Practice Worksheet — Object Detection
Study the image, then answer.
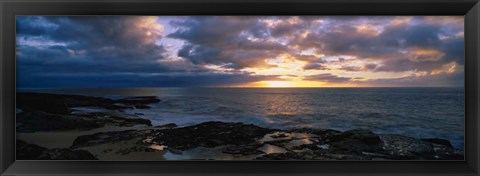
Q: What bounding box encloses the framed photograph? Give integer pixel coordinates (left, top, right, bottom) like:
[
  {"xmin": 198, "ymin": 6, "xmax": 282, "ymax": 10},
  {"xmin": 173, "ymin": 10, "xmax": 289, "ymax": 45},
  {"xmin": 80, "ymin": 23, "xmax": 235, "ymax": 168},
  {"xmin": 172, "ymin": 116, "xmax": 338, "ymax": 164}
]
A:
[{"xmin": 1, "ymin": 0, "xmax": 479, "ymax": 175}]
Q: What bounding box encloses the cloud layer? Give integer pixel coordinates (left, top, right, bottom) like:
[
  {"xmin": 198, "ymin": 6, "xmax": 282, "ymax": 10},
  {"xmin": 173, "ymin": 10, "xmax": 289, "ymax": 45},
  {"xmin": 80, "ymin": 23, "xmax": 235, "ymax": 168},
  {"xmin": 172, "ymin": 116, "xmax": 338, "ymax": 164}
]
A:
[{"xmin": 16, "ymin": 16, "xmax": 464, "ymax": 88}]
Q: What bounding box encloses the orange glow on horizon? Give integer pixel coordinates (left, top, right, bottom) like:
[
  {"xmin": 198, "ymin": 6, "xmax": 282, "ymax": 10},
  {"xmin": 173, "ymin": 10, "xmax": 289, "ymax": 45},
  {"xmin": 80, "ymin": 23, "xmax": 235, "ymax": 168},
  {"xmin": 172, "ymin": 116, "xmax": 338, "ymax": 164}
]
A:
[
  {"xmin": 228, "ymin": 80, "xmax": 368, "ymax": 88},
  {"xmin": 265, "ymin": 81, "xmax": 292, "ymax": 87}
]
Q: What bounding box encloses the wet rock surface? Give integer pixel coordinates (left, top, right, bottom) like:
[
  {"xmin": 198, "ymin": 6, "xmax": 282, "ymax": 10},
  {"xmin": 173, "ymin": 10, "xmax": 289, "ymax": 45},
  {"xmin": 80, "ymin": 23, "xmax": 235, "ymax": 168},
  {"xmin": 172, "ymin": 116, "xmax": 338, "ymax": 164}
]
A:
[
  {"xmin": 16, "ymin": 93, "xmax": 158, "ymax": 132},
  {"xmin": 152, "ymin": 121, "xmax": 274, "ymax": 150},
  {"xmin": 327, "ymin": 129, "xmax": 384, "ymax": 154},
  {"xmin": 69, "ymin": 121, "xmax": 464, "ymax": 160},
  {"xmin": 379, "ymin": 134, "xmax": 463, "ymax": 160},
  {"xmin": 17, "ymin": 140, "xmax": 98, "ymax": 160}
]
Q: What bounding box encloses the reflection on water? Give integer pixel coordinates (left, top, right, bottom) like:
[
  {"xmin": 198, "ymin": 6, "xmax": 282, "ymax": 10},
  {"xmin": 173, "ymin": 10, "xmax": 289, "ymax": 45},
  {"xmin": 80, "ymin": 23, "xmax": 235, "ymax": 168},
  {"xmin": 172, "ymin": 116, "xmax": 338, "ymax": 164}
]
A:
[
  {"xmin": 150, "ymin": 145, "xmax": 167, "ymax": 151},
  {"xmin": 259, "ymin": 132, "xmax": 316, "ymax": 143},
  {"xmin": 285, "ymin": 139, "xmax": 313, "ymax": 149},
  {"xmin": 257, "ymin": 144, "xmax": 288, "ymax": 154},
  {"xmin": 160, "ymin": 131, "xmax": 318, "ymax": 160}
]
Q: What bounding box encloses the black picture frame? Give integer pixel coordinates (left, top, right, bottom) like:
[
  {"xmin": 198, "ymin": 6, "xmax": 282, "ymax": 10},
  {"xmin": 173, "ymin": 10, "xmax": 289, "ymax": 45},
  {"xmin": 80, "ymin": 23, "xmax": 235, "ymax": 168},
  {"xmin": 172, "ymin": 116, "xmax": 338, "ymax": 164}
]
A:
[{"xmin": 1, "ymin": 0, "xmax": 479, "ymax": 175}]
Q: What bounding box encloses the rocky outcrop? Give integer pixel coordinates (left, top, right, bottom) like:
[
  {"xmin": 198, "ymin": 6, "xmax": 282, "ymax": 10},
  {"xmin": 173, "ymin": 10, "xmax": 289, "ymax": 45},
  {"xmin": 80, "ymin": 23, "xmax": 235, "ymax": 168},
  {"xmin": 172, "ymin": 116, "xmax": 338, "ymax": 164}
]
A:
[
  {"xmin": 17, "ymin": 93, "xmax": 161, "ymax": 113},
  {"xmin": 16, "ymin": 140, "xmax": 98, "ymax": 160},
  {"xmin": 327, "ymin": 129, "xmax": 384, "ymax": 154},
  {"xmin": 16, "ymin": 93, "xmax": 157, "ymax": 132},
  {"xmin": 152, "ymin": 121, "xmax": 274, "ymax": 150},
  {"xmin": 379, "ymin": 134, "xmax": 464, "ymax": 160},
  {"xmin": 17, "ymin": 93, "xmax": 121, "ymax": 114},
  {"xmin": 16, "ymin": 110, "xmax": 152, "ymax": 133},
  {"xmin": 71, "ymin": 122, "xmax": 273, "ymax": 151},
  {"xmin": 68, "ymin": 122, "xmax": 464, "ymax": 160}
]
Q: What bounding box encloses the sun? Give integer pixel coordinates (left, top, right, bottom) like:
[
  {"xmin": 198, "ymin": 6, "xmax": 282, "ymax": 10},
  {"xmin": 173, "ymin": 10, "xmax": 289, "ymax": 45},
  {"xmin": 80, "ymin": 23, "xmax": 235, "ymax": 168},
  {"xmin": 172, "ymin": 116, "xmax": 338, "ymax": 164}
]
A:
[{"xmin": 265, "ymin": 81, "xmax": 292, "ymax": 88}]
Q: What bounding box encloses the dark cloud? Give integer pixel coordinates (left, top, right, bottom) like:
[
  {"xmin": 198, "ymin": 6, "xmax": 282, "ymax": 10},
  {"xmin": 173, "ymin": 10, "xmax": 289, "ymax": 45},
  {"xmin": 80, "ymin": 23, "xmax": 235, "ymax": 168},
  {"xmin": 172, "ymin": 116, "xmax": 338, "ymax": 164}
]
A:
[
  {"xmin": 380, "ymin": 23, "xmax": 442, "ymax": 48},
  {"xmin": 17, "ymin": 16, "xmax": 204, "ymax": 88},
  {"xmin": 168, "ymin": 16, "xmax": 289, "ymax": 68},
  {"xmin": 363, "ymin": 64, "xmax": 377, "ymax": 70},
  {"xmin": 18, "ymin": 16, "xmax": 167, "ymax": 61},
  {"xmin": 359, "ymin": 71, "xmax": 464, "ymax": 87},
  {"xmin": 440, "ymin": 38, "xmax": 464, "ymax": 65},
  {"xmin": 303, "ymin": 63, "xmax": 327, "ymax": 70},
  {"xmin": 339, "ymin": 66, "xmax": 363, "ymax": 72},
  {"xmin": 304, "ymin": 73, "xmax": 352, "ymax": 83},
  {"xmin": 335, "ymin": 63, "xmax": 378, "ymax": 72},
  {"xmin": 17, "ymin": 72, "xmax": 280, "ymax": 88},
  {"xmin": 168, "ymin": 16, "xmax": 257, "ymax": 46}
]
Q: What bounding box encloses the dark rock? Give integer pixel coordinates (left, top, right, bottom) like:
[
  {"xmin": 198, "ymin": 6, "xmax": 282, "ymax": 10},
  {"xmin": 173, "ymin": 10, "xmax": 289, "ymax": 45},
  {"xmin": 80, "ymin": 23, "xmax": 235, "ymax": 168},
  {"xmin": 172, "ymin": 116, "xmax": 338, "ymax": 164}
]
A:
[
  {"xmin": 255, "ymin": 151, "xmax": 325, "ymax": 160},
  {"xmin": 144, "ymin": 147, "xmax": 156, "ymax": 152},
  {"xmin": 271, "ymin": 133, "xmax": 289, "ymax": 138},
  {"xmin": 16, "ymin": 111, "xmax": 103, "ymax": 133},
  {"xmin": 16, "ymin": 140, "xmax": 97, "ymax": 160},
  {"xmin": 17, "ymin": 93, "xmax": 73, "ymax": 114},
  {"xmin": 108, "ymin": 115, "xmax": 152, "ymax": 126},
  {"xmin": 17, "ymin": 93, "xmax": 160, "ymax": 112},
  {"xmin": 255, "ymin": 152, "xmax": 303, "ymax": 160},
  {"xmin": 155, "ymin": 123, "xmax": 178, "ymax": 129},
  {"xmin": 16, "ymin": 93, "xmax": 155, "ymax": 132},
  {"xmin": 153, "ymin": 121, "xmax": 274, "ymax": 150},
  {"xmin": 16, "ymin": 110, "xmax": 151, "ymax": 133},
  {"xmin": 328, "ymin": 129, "xmax": 383, "ymax": 154},
  {"xmin": 222, "ymin": 144, "xmax": 264, "ymax": 155},
  {"xmin": 255, "ymin": 150, "xmax": 374, "ymax": 160},
  {"xmin": 134, "ymin": 104, "xmax": 151, "ymax": 109},
  {"xmin": 330, "ymin": 129, "xmax": 382, "ymax": 144},
  {"xmin": 71, "ymin": 130, "xmax": 143, "ymax": 149},
  {"xmin": 144, "ymin": 129, "xmax": 153, "ymax": 135},
  {"xmin": 290, "ymin": 143, "xmax": 318, "ymax": 150},
  {"xmin": 17, "ymin": 93, "xmax": 117, "ymax": 112},
  {"xmin": 380, "ymin": 134, "xmax": 436, "ymax": 159},
  {"xmin": 34, "ymin": 120, "xmax": 463, "ymax": 161},
  {"xmin": 16, "ymin": 140, "xmax": 50, "ymax": 160},
  {"xmin": 322, "ymin": 153, "xmax": 371, "ymax": 160},
  {"xmin": 378, "ymin": 135, "xmax": 463, "ymax": 160},
  {"xmin": 116, "ymin": 145, "xmax": 149, "ymax": 155},
  {"xmin": 48, "ymin": 148, "xmax": 98, "ymax": 160},
  {"xmin": 421, "ymin": 138, "xmax": 454, "ymax": 148}
]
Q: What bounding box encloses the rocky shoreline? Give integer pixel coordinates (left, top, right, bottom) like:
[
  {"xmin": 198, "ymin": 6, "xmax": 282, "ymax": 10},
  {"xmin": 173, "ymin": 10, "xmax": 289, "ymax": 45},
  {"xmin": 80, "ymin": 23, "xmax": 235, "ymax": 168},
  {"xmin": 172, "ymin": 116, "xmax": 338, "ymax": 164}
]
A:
[
  {"xmin": 16, "ymin": 92, "xmax": 464, "ymax": 160},
  {"xmin": 17, "ymin": 92, "xmax": 159, "ymax": 132}
]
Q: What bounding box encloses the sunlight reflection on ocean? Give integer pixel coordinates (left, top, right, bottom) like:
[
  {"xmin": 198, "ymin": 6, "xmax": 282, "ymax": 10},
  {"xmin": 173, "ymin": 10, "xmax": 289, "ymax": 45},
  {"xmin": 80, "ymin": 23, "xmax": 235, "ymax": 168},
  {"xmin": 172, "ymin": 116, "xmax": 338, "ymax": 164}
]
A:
[{"xmin": 18, "ymin": 87, "xmax": 465, "ymax": 149}]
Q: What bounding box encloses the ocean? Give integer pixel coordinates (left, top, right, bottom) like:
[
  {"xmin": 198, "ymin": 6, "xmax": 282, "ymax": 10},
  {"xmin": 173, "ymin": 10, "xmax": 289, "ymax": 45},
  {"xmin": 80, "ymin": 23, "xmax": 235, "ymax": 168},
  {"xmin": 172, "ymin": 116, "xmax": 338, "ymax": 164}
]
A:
[{"xmin": 18, "ymin": 87, "xmax": 465, "ymax": 149}]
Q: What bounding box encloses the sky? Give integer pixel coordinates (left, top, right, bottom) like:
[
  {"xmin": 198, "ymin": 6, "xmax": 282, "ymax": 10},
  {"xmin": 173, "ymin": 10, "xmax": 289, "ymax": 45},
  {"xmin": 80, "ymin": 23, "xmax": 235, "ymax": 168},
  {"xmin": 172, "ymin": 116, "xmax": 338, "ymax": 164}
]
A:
[{"xmin": 16, "ymin": 16, "xmax": 464, "ymax": 88}]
